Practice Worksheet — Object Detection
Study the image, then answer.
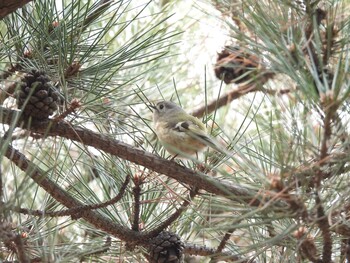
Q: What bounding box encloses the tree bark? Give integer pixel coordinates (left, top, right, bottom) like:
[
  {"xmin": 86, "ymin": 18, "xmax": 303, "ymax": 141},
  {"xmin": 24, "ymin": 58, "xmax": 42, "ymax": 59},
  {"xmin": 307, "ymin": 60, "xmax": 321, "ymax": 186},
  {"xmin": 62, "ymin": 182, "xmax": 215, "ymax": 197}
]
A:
[{"xmin": 0, "ymin": 0, "xmax": 33, "ymax": 19}]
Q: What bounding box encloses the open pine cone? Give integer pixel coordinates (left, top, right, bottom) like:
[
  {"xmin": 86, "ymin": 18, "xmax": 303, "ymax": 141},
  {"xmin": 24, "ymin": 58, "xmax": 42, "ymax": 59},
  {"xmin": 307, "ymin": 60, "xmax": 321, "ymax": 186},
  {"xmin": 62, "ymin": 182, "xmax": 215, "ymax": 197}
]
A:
[
  {"xmin": 17, "ymin": 69, "xmax": 60, "ymax": 120},
  {"xmin": 148, "ymin": 231, "xmax": 184, "ymax": 263},
  {"xmin": 214, "ymin": 46, "xmax": 262, "ymax": 84}
]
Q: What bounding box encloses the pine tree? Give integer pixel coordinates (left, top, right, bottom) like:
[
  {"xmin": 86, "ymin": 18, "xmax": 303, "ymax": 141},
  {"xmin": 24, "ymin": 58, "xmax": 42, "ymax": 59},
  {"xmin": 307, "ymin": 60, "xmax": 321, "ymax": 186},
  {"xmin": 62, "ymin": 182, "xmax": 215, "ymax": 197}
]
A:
[{"xmin": 0, "ymin": 0, "xmax": 350, "ymax": 262}]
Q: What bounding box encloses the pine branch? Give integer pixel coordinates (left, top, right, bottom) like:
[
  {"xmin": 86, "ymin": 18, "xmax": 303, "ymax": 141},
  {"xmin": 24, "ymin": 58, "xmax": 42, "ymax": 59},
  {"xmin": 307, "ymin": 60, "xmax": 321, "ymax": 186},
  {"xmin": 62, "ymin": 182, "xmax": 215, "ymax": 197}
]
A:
[
  {"xmin": 0, "ymin": 107, "xmax": 278, "ymax": 208},
  {"xmin": 13, "ymin": 174, "xmax": 130, "ymax": 218},
  {"xmin": 0, "ymin": 0, "xmax": 33, "ymax": 19},
  {"xmin": 131, "ymin": 175, "xmax": 142, "ymax": 231},
  {"xmin": 216, "ymin": 228, "xmax": 235, "ymax": 253},
  {"xmin": 191, "ymin": 76, "xmax": 288, "ymax": 118},
  {"xmin": 80, "ymin": 0, "xmax": 114, "ymax": 31},
  {"xmin": 0, "ymin": 82, "xmax": 17, "ymax": 104},
  {"xmin": 184, "ymin": 243, "xmax": 252, "ymax": 263},
  {"xmin": 315, "ymin": 193, "xmax": 333, "ymax": 263},
  {"xmin": 2, "ymin": 141, "xmax": 145, "ymax": 244},
  {"xmin": 12, "ymin": 234, "xmax": 30, "ymax": 263},
  {"xmin": 144, "ymin": 187, "xmax": 198, "ymax": 239},
  {"xmin": 340, "ymin": 239, "xmax": 350, "ymax": 262},
  {"xmin": 2, "ymin": 140, "xmax": 260, "ymax": 260}
]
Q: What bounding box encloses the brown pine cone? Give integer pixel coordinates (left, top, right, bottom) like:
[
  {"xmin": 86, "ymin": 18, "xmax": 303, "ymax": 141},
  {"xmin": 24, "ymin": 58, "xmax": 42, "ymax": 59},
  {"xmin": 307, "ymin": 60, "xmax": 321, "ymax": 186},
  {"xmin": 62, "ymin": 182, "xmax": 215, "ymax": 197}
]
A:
[
  {"xmin": 148, "ymin": 231, "xmax": 184, "ymax": 263},
  {"xmin": 214, "ymin": 46, "xmax": 262, "ymax": 84},
  {"xmin": 17, "ymin": 69, "xmax": 60, "ymax": 120}
]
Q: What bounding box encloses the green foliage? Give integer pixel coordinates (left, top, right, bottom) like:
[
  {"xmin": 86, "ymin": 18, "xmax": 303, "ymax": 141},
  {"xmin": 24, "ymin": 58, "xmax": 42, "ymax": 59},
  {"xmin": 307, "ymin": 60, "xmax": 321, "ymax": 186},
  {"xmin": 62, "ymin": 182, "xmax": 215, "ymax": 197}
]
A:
[{"xmin": 1, "ymin": 0, "xmax": 350, "ymax": 262}]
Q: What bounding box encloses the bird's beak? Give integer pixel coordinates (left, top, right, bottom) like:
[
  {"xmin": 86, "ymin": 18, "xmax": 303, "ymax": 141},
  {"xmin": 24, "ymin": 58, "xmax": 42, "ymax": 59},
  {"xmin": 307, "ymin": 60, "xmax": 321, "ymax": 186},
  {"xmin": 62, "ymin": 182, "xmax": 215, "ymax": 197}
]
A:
[{"xmin": 148, "ymin": 104, "xmax": 156, "ymax": 112}]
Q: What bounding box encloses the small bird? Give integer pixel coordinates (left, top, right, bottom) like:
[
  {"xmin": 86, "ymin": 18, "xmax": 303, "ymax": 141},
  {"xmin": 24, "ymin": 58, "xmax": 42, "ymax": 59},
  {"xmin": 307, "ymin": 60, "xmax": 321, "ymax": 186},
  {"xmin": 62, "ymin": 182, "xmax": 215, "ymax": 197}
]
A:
[{"xmin": 151, "ymin": 100, "xmax": 229, "ymax": 158}]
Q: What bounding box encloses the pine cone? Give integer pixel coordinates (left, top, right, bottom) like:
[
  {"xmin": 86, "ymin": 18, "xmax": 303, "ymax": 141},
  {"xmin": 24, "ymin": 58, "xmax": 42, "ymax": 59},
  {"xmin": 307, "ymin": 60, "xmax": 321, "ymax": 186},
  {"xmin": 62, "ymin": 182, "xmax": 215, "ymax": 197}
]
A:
[
  {"xmin": 148, "ymin": 231, "xmax": 184, "ymax": 263},
  {"xmin": 17, "ymin": 69, "xmax": 60, "ymax": 120},
  {"xmin": 214, "ymin": 46, "xmax": 261, "ymax": 84}
]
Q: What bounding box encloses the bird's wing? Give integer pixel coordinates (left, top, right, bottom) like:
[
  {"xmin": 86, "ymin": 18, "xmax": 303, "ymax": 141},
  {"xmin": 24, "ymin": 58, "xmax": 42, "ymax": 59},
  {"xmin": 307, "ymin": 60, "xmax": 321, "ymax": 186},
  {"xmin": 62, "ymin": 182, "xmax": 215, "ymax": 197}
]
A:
[
  {"xmin": 173, "ymin": 120, "xmax": 232, "ymax": 155},
  {"xmin": 173, "ymin": 120, "xmax": 217, "ymax": 146},
  {"xmin": 173, "ymin": 120, "xmax": 205, "ymax": 134}
]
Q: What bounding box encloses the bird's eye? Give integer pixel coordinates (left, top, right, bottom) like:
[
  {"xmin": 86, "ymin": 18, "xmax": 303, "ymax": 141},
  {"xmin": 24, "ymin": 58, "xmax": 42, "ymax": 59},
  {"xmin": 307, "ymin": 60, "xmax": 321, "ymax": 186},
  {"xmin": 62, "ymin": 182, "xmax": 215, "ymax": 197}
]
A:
[{"xmin": 159, "ymin": 104, "xmax": 164, "ymax": 110}]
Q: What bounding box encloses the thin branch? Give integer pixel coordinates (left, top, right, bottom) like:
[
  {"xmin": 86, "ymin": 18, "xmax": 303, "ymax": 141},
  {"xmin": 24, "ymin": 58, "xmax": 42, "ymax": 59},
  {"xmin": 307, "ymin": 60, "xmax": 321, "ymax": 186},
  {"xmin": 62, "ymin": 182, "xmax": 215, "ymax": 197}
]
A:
[
  {"xmin": 216, "ymin": 228, "xmax": 235, "ymax": 253},
  {"xmin": 13, "ymin": 234, "xmax": 30, "ymax": 263},
  {"xmin": 319, "ymin": 109, "xmax": 332, "ymax": 161},
  {"xmin": 0, "ymin": 163, "xmax": 3, "ymax": 206},
  {"xmin": 184, "ymin": 243, "xmax": 252, "ymax": 263},
  {"xmin": 294, "ymin": 226, "xmax": 320, "ymax": 262},
  {"xmin": 53, "ymin": 99, "xmax": 81, "ymax": 122},
  {"xmin": 144, "ymin": 187, "xmax": 198, "ymax": 239},
  {"xmin": 81, "ymin": 0, "xmax": 114, "ymax": 31},
  {"xmin": 131, "ymin": 175, "xmax": 142, "ymax": 231},
  {"xmin": 0, "ymin": 82, "xmax": 17, "ymax": 104},
  {"xmin": 191, "ymin": 79, "xmax": 289, "ymax": 118},
  {"xmin": 340, "ymin": 239, "xmax": 350, "ymax": 262},
  {"xmin": 14, "ymin": 175, "xmax": 130, "ymax": 219},
  {"xmin": 315, "ymin": 193, "xmax": 332, "ymax": 263}
]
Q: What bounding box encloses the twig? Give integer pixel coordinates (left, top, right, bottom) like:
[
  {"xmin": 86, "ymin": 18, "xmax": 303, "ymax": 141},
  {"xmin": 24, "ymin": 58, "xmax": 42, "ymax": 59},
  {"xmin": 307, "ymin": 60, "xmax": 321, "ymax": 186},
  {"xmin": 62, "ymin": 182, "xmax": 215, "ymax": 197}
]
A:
[
  {"xmin": 184, "ymin": 243, "xmax": 252, "ymax": 263},
  {"xmin": 14, "ymin": 175, "xmax": 130, "ymax": 219},
  {"xmin": 13, "ymin": 234, "xmax": 30, "ymax": 263},
  {"xmin": 315, "ymin": 192, "xmax": 332, "ymax": 263},
  {"xmin": 81, "ymin": 0, "xmax": 113, "ymax": 31},
  {"xmin": 317, "ymin": 96, "xmax": 339, "ymax": 186},
  {"xmin": 132, "ymin": 175, "xmax": 142, "ymax": 231},
  {"xmin": 191, "ymin": 79, "xmax": 288, "ymax": 118},
  {"xmin": 340, "ymin": 239, "xmax": 350, "ymax": 262},
  {"xmin": 216, "ymin": 228, "xmax": 235, "ymax": 253},
  {"xmin": 0, "ymin": 82, "xmax": 18, "ymax": 104},
  {"xmin": 53, "ymin": 99, "xmax": 81, "ymax": 122},
  {"xmin": 320, "ymin": 110, "xmax": 332, "ymax": 161},
  {"xmin": 0, "ymin": 164, "xmax": 3, "ymax": 206},
  {"xmin": 144, "ymin": 187, "xmax": 198, "ymax": 239},
  {"xmin": 293, "ymin": 226, "xmax": 320, "ymax": 262}
]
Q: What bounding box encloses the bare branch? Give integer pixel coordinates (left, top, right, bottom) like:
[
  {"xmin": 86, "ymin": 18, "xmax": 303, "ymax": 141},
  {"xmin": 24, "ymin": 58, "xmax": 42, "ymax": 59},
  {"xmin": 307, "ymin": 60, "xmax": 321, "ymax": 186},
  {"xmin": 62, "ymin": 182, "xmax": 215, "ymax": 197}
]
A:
[
  {"xmin": 0, "ymin": 0, "xmax": 33, "ymax": 19},
  {"xmin": 0, "ymin": 107, "xmax": 273, "ymax": 208},
  {"xmin": 184, "ymin": 243, "xmax": 252, "ymax": 263},
  {"xmin": 191, "ymin": 78, "xmax": 288, "ymax": 118},
  {"xmin": 14, "ymin": 175, "xmax": 130, "ymax": 218}
]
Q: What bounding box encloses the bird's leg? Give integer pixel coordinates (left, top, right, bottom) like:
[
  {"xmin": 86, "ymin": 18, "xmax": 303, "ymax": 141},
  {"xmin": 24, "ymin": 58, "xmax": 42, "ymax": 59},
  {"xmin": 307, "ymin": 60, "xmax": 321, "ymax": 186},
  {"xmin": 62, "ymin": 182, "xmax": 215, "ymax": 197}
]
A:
[{"xmin": 194, "ymin": 151, "xmax": 204, "ymax": 171}]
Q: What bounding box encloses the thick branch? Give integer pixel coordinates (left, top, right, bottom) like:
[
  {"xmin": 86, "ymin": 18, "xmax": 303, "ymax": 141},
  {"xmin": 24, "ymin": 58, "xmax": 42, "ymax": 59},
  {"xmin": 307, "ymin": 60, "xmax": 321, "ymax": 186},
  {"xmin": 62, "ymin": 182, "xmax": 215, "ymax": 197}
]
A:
[
  {"xmin": 0, "ymin": 107, "xmax": 268, "ymax": 207},
  {"xmin": 0, "ymin": 0, "xmax": 33, "ymax": 19}
]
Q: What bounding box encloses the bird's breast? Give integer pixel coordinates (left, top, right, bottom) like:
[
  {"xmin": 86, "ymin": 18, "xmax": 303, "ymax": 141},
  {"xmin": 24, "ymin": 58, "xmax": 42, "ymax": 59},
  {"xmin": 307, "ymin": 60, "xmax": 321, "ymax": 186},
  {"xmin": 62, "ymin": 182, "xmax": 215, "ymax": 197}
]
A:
[{"xmin": 155, "ymin": 122, "xmax": 206, "ymax": 155}]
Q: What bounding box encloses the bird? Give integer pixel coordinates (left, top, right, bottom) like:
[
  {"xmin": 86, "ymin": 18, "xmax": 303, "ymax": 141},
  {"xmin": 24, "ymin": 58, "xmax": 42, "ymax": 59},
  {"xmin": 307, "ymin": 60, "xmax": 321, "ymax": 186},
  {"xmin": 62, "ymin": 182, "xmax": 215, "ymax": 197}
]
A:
[{"xmin": 151, "ymin": 100, "xmax": 229, "ymax": 158}]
